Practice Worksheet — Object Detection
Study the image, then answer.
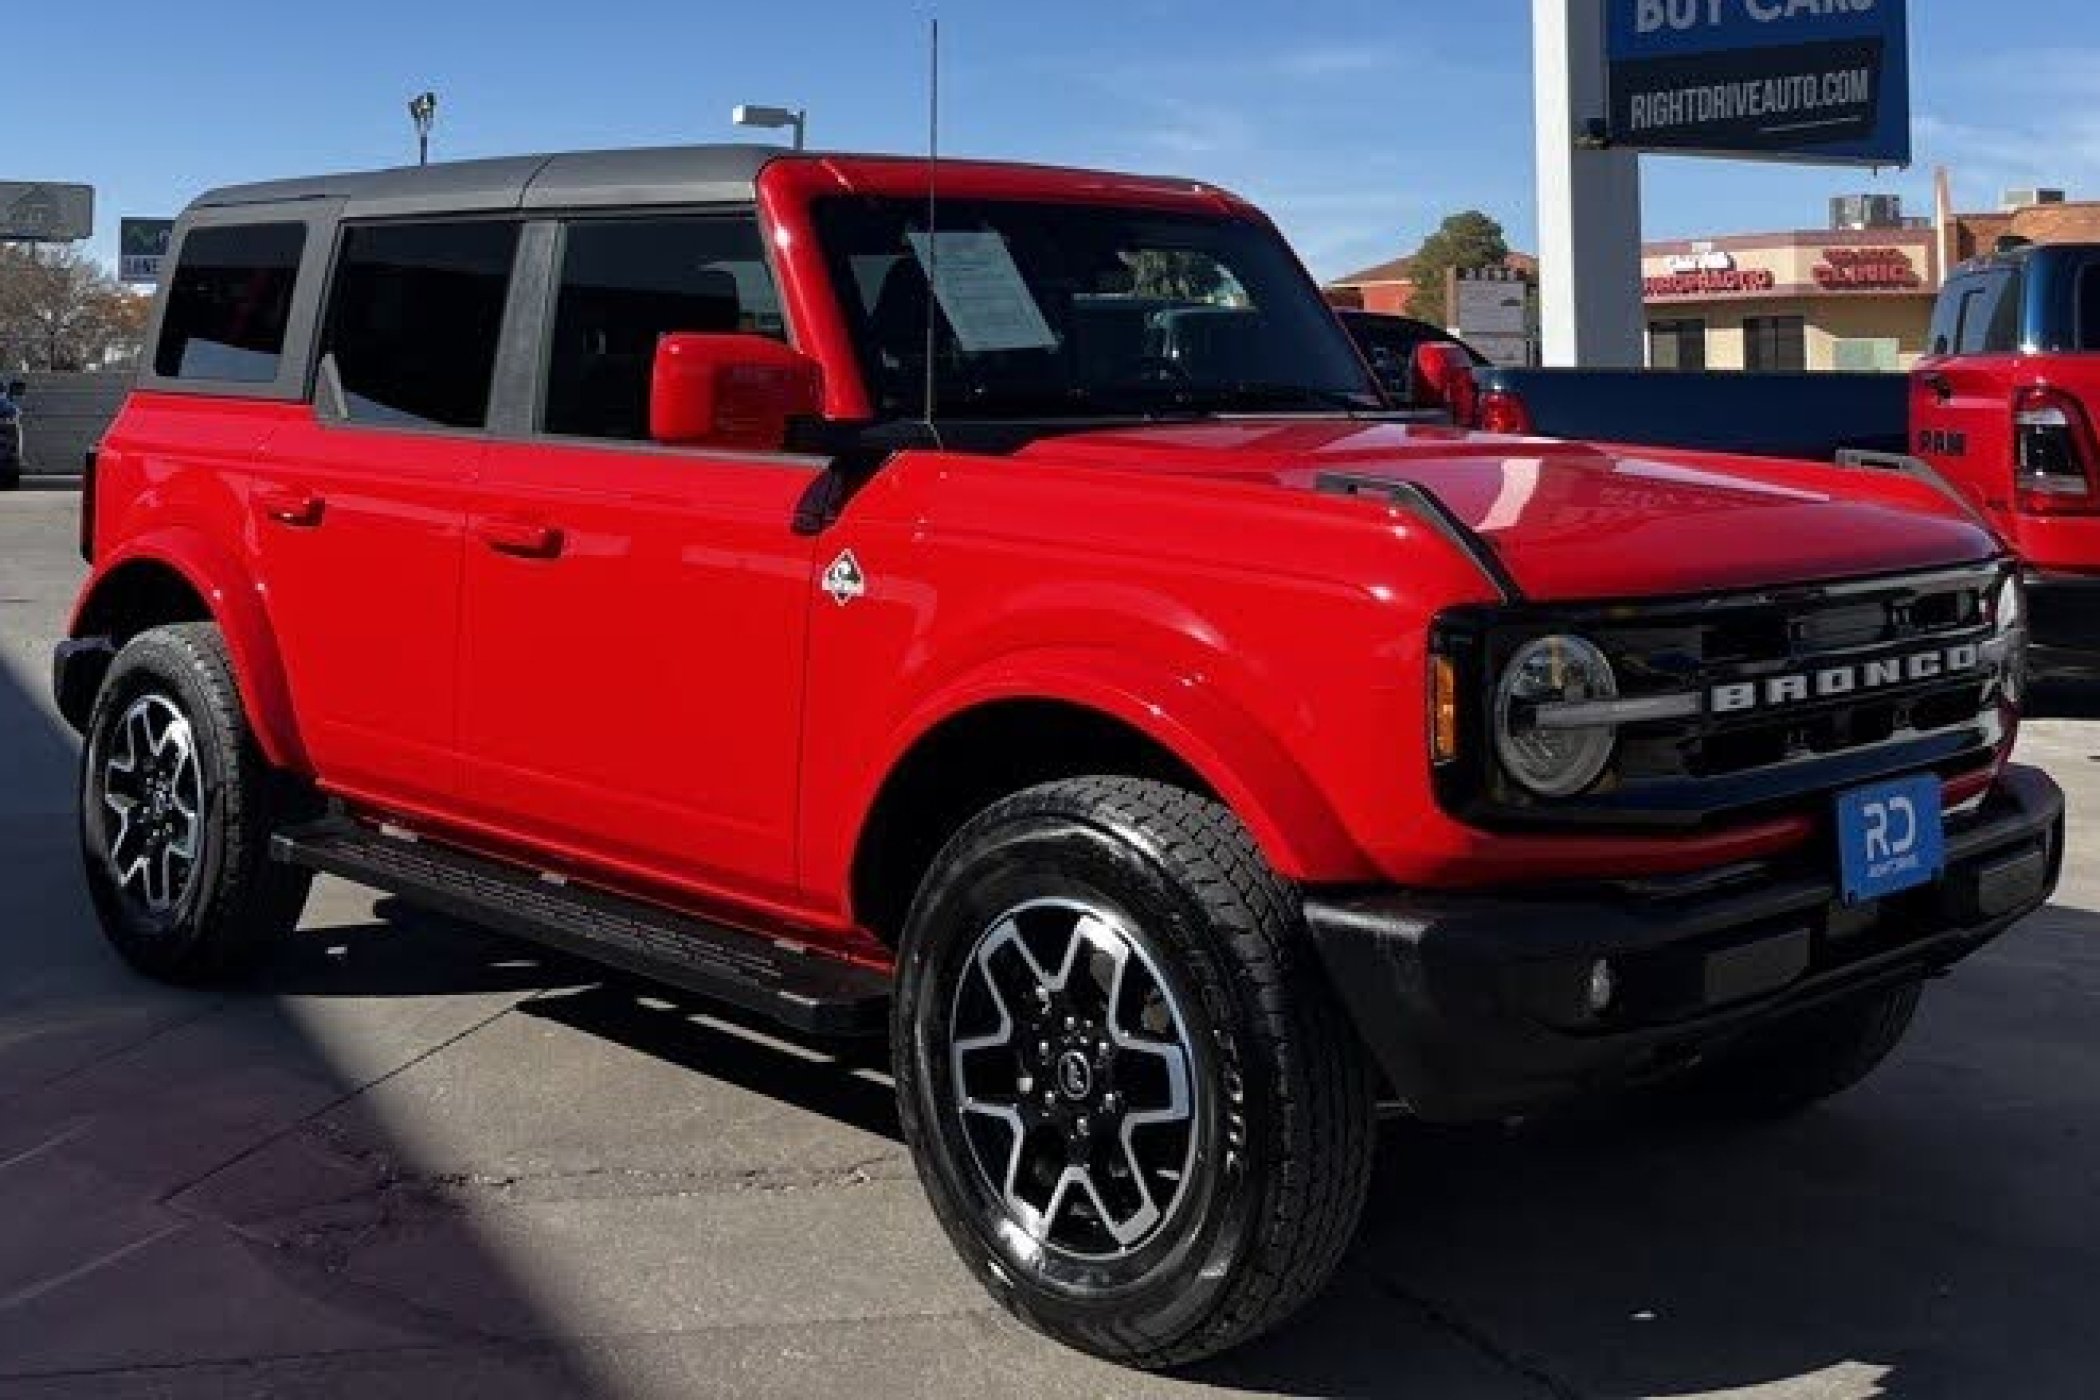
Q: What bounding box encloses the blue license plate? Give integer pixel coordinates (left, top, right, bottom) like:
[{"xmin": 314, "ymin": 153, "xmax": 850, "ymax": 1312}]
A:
[{"xmin": 1836, "ymin": 775, "xmax": 1945, "ymax": 906}]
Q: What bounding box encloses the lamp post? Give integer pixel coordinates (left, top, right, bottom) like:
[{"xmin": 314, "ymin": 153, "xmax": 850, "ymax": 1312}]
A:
[
  {"xmin": 408, "ymin": 91, "xmax": 439, "ymax": 166},
  {"xmin": 732, "ymin": 103, "xmax": 806, "ymax": 150}
]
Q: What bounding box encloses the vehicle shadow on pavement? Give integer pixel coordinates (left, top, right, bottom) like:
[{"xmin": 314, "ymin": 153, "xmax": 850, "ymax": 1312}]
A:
[
  {"xmin": 0, "ymin": 656, "xmax": 602, "ymax": 1395},
  {"xmin": 515, "ymin": 979, "xmax": 902, "ymax": 1142}
]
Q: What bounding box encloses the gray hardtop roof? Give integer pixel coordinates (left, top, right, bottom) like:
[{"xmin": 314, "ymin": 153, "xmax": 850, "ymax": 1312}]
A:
[
  {"xmin": 187, "ymin": 144, "xmax": 1229, "ymax": 224},
  {"xmin": 190, "ymin": 144, "xmax": 786, "ymax": 220}
]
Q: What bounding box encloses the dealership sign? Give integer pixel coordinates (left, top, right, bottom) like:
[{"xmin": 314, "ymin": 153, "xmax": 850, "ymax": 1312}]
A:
[
  {"xmin": 119, "ymin": 218, "xmax": 175, "ymax": 284},
  {"xmin": 1608, "ymin": 0, "xmax": 1911, "ymax": 166}
]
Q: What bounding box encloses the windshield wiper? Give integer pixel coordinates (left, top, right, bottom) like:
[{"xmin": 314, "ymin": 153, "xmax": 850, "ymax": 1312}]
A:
[{"xmin": 1175, "ymin": 382, "xmax": 1385, "ymax": 415}]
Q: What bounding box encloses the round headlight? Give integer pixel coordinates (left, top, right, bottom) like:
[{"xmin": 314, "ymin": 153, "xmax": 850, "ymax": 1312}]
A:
[{"xmin": 1495, "ymin": 635, "xmax": 1619, "ymax": 797}]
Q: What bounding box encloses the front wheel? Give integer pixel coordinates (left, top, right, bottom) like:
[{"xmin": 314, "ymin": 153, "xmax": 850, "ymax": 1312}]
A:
[
  {"xmin": 80, "ymin": 623, "xmax": 313, "ymax": 982},
  {"xmin": 893, "ymin": 777, "xmax": 1375, "ymax": 1368}
]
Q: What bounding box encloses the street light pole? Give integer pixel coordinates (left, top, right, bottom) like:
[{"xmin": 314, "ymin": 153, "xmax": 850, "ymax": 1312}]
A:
[
  {"xmin": 408, "ymin": 91, "xmax": 439, "ymax": 167},
  {"xmin": 732, "ymin": 103, "xmax": 807, "ymax": 150}
]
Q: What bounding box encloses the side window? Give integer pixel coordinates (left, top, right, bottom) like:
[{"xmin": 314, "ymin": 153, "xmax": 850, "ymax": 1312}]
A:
[
  {"xmin": 1957, "ymin": 271, "xmax": 2020, "ymax": 355},
  {"xmin": 543, "ymin": 215, "xmax": 785, "ymax": 441},
  {"xmin": 1927, "ymin": 278, "xmax": 1973, "ymax": 357},
  {"xmin": 2079, "ymin": 262, "xmax": 2100, "ymax": 351},
  {"xmin": 154, "ymin": 223, "xmax": 306, "ymax": 383},
  {"xmin": 321, "ymin": 221, "xmax": 519, "ymax": 430}
]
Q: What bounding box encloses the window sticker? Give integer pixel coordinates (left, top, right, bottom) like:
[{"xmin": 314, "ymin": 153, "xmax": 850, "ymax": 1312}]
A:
[{"xmin": 905, "ymin": 230, "xmax": 1058, "ymax": 354}]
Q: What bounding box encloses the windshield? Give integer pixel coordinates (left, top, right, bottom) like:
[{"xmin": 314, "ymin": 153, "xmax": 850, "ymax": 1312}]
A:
[{"xmin": 813, "ymin": 196, "xmax": 1380, "ymax": 421}]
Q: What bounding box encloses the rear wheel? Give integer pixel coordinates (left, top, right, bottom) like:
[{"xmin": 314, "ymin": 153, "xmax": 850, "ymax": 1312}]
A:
[
  {"xmin": 80, "ymin": 624, "xmax": 313, "ymax": 981},
  {"xmin": 1674, "ymin": 983, "xmax": 1922, "ymax": 1120},
  {"xmin": 893, "ymin": 777, "xmax": 1375, "ymax": 1367}
]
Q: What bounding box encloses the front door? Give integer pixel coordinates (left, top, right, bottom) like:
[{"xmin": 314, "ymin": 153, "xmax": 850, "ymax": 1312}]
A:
[{"xmin": 456, "ymin": 212, "xmax": 822, "ymax": 911}]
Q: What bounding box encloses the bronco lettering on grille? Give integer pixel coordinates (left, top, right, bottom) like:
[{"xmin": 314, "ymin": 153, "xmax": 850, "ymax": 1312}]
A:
[{"xmin": 1710, "ymin": 643, "xmax": 1984, "ymax": 717}]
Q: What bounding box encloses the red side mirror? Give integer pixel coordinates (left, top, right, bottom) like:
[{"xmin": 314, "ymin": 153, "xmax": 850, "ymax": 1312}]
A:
[
  {"xmin": 1410, "ymin": 342, "xmax": 1479, "ymax": 426},
  {"xmin": 651, "ymin": 333, "xmax": 824, "ymax": 452}
]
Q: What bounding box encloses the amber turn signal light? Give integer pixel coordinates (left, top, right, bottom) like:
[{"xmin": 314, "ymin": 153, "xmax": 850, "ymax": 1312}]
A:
[{"xmin": 1431, "ymin": 654, "xmax": 1461, "ymax": 765}]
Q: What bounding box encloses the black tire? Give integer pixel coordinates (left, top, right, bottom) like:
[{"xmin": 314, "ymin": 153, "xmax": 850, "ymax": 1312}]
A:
[
  {"xmin": 893, "ymin": 777, "xmax": 1375, "ymax": 1368},
  {"xmin": 1674, "ymin": 983, "xmax": 1923, "ymax": 1120},
  {"xmin": 80, "ymin": 623, "xmax": 313, "ymax": 982}
]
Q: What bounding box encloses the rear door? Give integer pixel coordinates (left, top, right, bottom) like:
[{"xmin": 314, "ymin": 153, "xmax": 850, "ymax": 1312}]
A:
[
  {"xmin": 456, "ymin": 210, "xmax": 824, "ymax": 912},
  {"xmin": 255, "ymin": 219, "xmax": 520, "ymax": 811},
  {"xmin": 1913, "ymin": 266, "xmax": 2023, "ymax": 526}
]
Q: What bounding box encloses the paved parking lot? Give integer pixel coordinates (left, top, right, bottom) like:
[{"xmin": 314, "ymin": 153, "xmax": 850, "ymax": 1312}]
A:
[{"xmin": 2, "ymin": 487, "xmax": 2097, "ymax": 1399}]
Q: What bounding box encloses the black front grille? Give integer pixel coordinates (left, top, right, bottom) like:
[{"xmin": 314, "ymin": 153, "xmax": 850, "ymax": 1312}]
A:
[{"xmin": 1434, "ymin": 562, "xmax": 2015, "ymax": 832}]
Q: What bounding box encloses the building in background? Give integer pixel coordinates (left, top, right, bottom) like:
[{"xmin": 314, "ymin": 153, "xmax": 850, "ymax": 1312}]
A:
[
  {"xmin": 1640, "ymin": 203, "xmax": 1938, "ymax": 373},
  {"xmin": 1643, "ymin": 184, "xmax": 2100, "ymax": 372},
  {"xmin": 1326, "ymin": 178, "xmax": 2100, "ymax": 374}
]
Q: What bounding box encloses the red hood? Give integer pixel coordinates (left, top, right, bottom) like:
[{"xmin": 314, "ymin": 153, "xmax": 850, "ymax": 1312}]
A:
[{"xmin": 1013, "ymin": 420, "xmax": 1999, "ymax": 600}]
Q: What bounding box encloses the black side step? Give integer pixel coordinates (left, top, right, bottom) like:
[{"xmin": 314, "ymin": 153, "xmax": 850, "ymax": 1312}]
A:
[{"xmin": 270, "ymin": 820, "xmax": 889, "ymax": 1037}]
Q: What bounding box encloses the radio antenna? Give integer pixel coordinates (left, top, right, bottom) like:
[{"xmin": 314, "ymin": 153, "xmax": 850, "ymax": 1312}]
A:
[{"xmin": 921, "ymin": 14, "xmax": 943, "ymax": 446}]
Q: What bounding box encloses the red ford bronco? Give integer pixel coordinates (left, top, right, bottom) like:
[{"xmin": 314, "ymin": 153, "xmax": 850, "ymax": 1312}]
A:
[{"xmin": 55, "ymin": 146, "xmax": 2063, "ymax": 1366}]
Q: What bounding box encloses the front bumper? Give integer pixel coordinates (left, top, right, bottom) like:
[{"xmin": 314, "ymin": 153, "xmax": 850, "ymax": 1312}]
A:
[
  {"xmin": 1306, "ymin": 764, "xmax": 2065, "ymax": 1122},
  {"xmin": 2025, "ymin": 569, "xmax": 2100, "ymax": 677}
]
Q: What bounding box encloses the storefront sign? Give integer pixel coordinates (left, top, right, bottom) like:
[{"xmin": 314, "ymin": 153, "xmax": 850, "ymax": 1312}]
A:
[
  {"xmin": 1666, "ymin": 248, "xmax": 1737, "ymax": 274},
  {"xmin": 1813, "ymin": 245, "xmax": 1921, "ymax": 289},
  {"xmin": 1608, "ymin": 0, "xmax": 1911, "ymax": 167},
  {"xmin": 1644, "ymin": 267, "xmax": 1777, "ymax": 297}
]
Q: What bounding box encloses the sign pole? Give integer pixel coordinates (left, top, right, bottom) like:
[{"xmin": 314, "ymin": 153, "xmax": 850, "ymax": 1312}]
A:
[{"xmin": 1534, "ymin": 0, "xmax": 1644, "ymax": 368}]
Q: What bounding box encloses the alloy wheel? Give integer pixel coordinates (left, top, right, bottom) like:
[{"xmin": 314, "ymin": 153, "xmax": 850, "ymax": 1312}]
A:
[
  {"xmin": 99, "ymin": 693, "xmax": 206, "ymax": 915},
  {"xmin": 947, "ymin": 897, "xmax": 1200, "ymax": 1261}
]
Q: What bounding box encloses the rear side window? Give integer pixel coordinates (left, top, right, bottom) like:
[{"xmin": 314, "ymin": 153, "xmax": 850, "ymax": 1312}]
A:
[
  {"xmin": 154, "ymin": 223, "xmax": 306, "ymax": 382},
  {"xmin": 542, "ymin": 215, "xmax": 784, "ymax": 441},
  {"xmin": 2077, "ymin": 263, "xmax": 2100, "ymax": 350},
  {"xmin": 1933, "ymin": 270, "xmax": 2023, "ymax": 356},
  {"xmin": 321, "ymin": 221, "xmax": 520, "ymax": 430}
]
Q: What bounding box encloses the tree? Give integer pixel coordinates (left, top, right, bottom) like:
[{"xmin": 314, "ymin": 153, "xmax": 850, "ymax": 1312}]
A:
[
  {"xmin": 1126, "ymin": 249, "xmax": 1230, "ymax": 303},
  {"xmin": 1404, "ymin": 210, "xmax": 1510, "ymax": 328},
  {"xmin": 0, "ymin": 245, "xmax": 150, "ymax": 371}
]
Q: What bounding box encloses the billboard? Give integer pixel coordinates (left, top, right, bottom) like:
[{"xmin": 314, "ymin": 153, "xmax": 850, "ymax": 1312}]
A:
[
  {"xmin": 1452, "ymin": 268, "xmax": 1538, "ymax": 368},
  {"xmin": 1607, "ymin": 0, "xmax": 1910, "ymax": 166},
  {"xmin": 0, "ymin": 182, "xmax": 94, "ymax": 241},
  {"xmin": 119, "ymin": 218, "xmax": 176, "ymax": 283}
]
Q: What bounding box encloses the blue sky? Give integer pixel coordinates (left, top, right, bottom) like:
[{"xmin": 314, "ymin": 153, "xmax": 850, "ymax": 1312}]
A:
[{"xmin": 16, "ymin": 1, "xmax": 2094, "ymax": 281}]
